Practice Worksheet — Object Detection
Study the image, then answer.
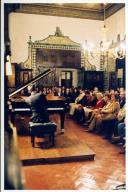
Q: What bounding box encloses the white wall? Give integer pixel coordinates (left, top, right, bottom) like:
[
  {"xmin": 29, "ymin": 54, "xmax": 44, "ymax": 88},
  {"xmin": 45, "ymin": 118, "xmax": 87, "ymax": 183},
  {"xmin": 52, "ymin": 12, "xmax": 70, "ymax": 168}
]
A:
[
  {"xmin": 106, "ymin": 7, "xmax": 125, "ymax": 43},
  {"xmin": 9, "ymin": 12, "xmax": 103, "ymax": 64},
  {"xmin": 9, "ymin": 7, "xmax": 125, "ymax": 69}
]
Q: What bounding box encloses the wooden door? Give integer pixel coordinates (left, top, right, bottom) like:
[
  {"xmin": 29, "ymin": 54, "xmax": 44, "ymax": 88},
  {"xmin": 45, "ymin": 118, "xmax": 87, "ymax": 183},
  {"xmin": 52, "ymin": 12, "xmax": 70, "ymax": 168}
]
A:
[{"xmin": 61, "ymin": 71, "xmax": 72, "ymax": 87}]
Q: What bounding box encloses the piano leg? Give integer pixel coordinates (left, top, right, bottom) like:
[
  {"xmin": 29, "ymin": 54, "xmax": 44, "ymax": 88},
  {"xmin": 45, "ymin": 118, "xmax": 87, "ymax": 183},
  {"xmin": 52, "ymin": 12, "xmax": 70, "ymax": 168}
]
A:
[
  {"xmin": 47, "ymin": 109, "xmax": 65, "ymax": 133},
  {"xmin": 31, "ymin": 136, "xmax": 35, "ymax": 147},
  {"xmin": 10, "ymin": 113, "xmax": 15, "ymax": 124},
  {"xmin": 49, "ymin": 132, "xmax": 55, "ymax": 146},
  {"xmin": 60, "ymin": 111, "xmax": 65, "ymax": 133}
]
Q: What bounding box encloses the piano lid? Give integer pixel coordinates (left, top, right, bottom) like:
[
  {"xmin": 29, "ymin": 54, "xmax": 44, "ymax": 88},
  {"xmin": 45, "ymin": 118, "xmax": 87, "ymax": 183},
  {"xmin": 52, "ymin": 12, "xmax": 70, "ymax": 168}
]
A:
[{"xmin": 9, "ymin": 68, "xmax": 55, "ymax": 98}]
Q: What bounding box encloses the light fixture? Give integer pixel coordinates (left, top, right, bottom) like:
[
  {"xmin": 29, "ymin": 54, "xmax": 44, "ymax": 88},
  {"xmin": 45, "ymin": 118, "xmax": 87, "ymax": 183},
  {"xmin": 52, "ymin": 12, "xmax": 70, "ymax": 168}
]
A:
[
  {"xmin": 109, "ymin": 34, "xmax": 126, "ymax": 60},
  {"xmin": 6, "ymin": 55, "xmax": 12, "ymax": 76},
  {"xmin": 82, "ymin": 40, "xmax": 94, "ymax": 55},
  {"xmin": 100, "ymin": 3, "xmax": 111, "ymax": 51},
  {"xmin": 115, "ymin": 41, "xmax": 126, "ymax": 59}
]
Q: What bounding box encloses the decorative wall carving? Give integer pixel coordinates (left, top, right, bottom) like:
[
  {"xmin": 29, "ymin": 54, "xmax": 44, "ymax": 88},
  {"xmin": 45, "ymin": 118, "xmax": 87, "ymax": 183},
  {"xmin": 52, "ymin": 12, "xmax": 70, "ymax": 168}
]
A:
[
  {"xmin": 37, "ymin": 69, "xmax": 57, "ymax": 87},
  {"xmin": 23, "ymin": 28, "xmax": 81, "ymax": 76},
  {"xmin": 22, "ymin": 27, "xmax": 82, "ymax": 87}
]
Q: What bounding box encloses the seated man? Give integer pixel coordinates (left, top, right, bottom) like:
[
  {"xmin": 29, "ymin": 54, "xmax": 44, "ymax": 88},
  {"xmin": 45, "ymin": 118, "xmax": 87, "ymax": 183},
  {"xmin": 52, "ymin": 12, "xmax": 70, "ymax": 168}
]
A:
[
  {"xmin": 101, "ymin": 103, "xmax": 125, "ymax": 139},
  {"xmin": 69, "ymin": 88, "xmax": 87, "ymax": 116},
  {"xmin": 112, "ymin": 121, "xmax": 125, "ymax": 143},
  {"xmin": 70, "ymin": 87, "xmax": 79, "ymax": 103},
  {"xmin": 73, "ymin": 90, "xmax": 92, "ymax": 122},
  {"xmin": 64, "ymin": 88, "xmax": 72, "ymax": 111},
  {"xmin": 119, "ymin": 91, "xmax": 125, "ymax": 108},
  {"xmin": 112, "ymin": 104, "xmax": 126, "ymax": 136},
  {"xmin": 111, "ymin": 119, "xmax": 125, "ymax": 154},
  {"xmin": 25, "ymin": 84, "xmax": 49, "ymax": 123},
  {"xmin": 25, "ymin": 84, "xmax": 57, "ymax": 147}
]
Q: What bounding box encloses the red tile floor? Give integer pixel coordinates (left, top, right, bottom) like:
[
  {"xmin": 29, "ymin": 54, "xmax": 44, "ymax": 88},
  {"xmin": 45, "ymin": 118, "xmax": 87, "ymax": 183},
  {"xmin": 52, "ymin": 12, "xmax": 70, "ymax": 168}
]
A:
[{"xmin": 21, "ymin": 115, "xmax": 125, "ymax": 190}]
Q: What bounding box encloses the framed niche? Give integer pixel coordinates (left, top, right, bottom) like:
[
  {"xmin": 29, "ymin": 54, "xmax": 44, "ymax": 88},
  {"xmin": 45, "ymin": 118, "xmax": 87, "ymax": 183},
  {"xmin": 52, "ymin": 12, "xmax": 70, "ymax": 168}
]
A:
[{"xmin": 19, "ymin": 68, "xmax": 32, "ymax": 85}]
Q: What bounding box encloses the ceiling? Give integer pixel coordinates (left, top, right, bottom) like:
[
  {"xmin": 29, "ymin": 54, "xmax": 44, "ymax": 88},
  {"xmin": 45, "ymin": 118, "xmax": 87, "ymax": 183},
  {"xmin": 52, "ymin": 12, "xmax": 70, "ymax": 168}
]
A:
[
  {"xmin": 39, "ymin": 3, "xmax": 111, "ymax": 11},
  {"xmin": 12, "ymin": 3, "xmax": 125, "ymax": 20}
]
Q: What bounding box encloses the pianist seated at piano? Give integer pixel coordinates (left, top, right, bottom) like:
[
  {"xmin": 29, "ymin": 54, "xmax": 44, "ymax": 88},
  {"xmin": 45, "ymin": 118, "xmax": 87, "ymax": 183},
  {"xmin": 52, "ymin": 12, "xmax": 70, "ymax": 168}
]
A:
[{"xmin": 25, "ymin": 84, "xmax": 50, "ymax": 123}]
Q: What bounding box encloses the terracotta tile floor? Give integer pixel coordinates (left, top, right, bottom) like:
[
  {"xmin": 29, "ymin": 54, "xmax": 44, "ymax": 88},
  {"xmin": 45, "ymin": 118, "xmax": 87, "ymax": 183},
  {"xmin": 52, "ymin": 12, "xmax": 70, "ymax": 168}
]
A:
[{"xmin": 21, "ymin": 115, "xmax": 125, "ymax": 190}]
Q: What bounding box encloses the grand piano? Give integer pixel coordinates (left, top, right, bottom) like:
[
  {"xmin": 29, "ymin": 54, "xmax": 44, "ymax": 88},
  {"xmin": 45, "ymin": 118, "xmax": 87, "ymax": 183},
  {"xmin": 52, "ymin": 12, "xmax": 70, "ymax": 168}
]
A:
[{"xmin": 9, "ymin": 69, "xmax": 66, "ymax": 132}]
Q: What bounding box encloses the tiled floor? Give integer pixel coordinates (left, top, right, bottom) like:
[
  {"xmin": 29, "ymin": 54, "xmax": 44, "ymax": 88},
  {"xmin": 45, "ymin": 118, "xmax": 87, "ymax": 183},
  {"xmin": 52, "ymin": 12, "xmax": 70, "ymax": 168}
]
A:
[{"xmin": 21, "ymin": 115, "xmax": 125, "ymax": 190}]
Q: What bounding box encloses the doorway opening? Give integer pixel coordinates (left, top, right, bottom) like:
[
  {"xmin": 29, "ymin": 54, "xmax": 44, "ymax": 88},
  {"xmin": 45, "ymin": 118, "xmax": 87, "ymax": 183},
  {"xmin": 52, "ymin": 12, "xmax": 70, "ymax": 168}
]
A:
[{"xmin": 61, "ymin": 71, "xmax": 72, "ymax": 87}]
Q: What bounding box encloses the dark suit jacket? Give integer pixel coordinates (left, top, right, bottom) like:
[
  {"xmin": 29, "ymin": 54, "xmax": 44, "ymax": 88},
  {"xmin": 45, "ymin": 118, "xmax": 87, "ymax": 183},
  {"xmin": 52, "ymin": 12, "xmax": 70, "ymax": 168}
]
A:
[
  {"xmin": 77, "ymin": 95, "xmax": 88, "ymax": 106},
  {"xmin": 26, "ymin": 93, "xmax": 49, "ymax": 123},
  {"xmin": 119, "ymin": 98, "xmax": 125, "ymax": 108}
]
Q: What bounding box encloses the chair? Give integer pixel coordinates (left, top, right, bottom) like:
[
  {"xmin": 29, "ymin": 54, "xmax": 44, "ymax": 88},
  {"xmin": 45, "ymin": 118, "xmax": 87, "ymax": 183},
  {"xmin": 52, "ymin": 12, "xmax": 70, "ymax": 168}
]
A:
[
  {"xmin": 29, "ymin": 121, "xmax": 57, "ymax": 147},
  {"xmin": 102, "ymin": 119, "xmax": 117, "ymax": 139}
]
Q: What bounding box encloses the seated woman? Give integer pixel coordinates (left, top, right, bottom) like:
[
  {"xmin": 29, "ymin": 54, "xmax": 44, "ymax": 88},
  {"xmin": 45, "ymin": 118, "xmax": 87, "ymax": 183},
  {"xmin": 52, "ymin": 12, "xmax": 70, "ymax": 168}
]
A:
[
  {"xmin": 84, "ymin": 92, "xmax": 106, "ymax": 123},
  {"xmin": 94, "ymin": 93, "xmax": 106, "ymax": 109},
  {"xmin": 82, "ymin": 93, "xmax": 98, "ymax": 121},
  {"xmin": 77, "ymin": 92, "xmax": 105, "ymax": 124},
  {"xmin": 87, "ymin": 93, "xmax": 120, "ymax": 133}
]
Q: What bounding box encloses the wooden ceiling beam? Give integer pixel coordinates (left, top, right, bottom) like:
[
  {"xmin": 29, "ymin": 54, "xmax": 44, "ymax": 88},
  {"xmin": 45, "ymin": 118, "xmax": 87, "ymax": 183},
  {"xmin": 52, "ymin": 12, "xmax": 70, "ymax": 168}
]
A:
[{"xmin": 9, "ymin": 3, "xmax": 125, "ymax": 20}]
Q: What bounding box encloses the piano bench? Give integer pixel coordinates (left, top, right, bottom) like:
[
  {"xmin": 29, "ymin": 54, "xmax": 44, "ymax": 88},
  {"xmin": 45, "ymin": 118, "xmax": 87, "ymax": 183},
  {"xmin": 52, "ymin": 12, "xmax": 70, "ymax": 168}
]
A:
[{"xmin": 29, "ymin": 122, "xmax": 57, "ymax": 148}]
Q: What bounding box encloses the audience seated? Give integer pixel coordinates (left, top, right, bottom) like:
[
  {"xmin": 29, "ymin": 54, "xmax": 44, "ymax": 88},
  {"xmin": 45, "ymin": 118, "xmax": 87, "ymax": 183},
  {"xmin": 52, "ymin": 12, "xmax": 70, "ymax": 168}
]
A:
[
  {"xmin": 92, "ymin": 86, "xmax": 99, "ymax": 95},
  {"xmin": 73, "ymin": 90, "xmax": 91, "ymax": 122},
  {"xmin": 87, "ymin": 93, "xmax": 120, "ymax": 134},
  {"xmin": 64, "ymin": 88, "xmax": 72, "ymax": 109},
  {"xmin": 70, "ymin": 87, "xmax": 79, "ymax": 103},
  {"xmin": 94, "ymin": 92, "xmax": 106, "ymax": 109},
  {"xmin": 61, "ymin": 86, "xmax": 66, "ymax": 97},
  {"xmin": 69, "ymin": 88, "xmax": 86, "ymax": 116},
  {"xmin": 112, "ymin": 121, "xmax": 125, "ymax": 143},
  {"xmin": 82, "ymin": 92, "xmax": 103, "ymax": 122},
  {"xmin": 34, "ymin": 84, "xmax": 125, "ymax": 153},
  {"xmin": 101, "ymin": 93, "xmax": 125, "ymax": 140},
  {"xmin": 112, "ymin": 104, "xmax": 126, "ymax": 136},
  {"xmin": 119, "ymin": 91, "xmax": 125, "ymax": 108},
  {"xmin": 82, "ymin": 92, "xmax": 106, "ymax": 124}
]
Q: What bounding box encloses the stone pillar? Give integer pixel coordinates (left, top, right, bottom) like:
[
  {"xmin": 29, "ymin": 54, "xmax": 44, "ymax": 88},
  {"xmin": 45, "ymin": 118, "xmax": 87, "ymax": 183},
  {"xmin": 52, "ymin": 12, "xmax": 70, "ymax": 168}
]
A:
[
  {"xmin": 81, "ymin": 50, "xmax": 85, "ymax": 69},
  {"xmin": 23, "ymin": 36, "xmax": 32, "ymax": 69},
  {"xmin": 104, "ymin": 71, "xmax": 109, "ymax": 90},
  {"xmin": 100, "ymin": 51, "xmax": 104, "ymax": 71},
  {"xmin": 100, "ymin": 51, "xmax": 109, "ymax": 91},
  {"xmin": 31, "ymin": 48, "xmax": 38, "ymax": 77}
]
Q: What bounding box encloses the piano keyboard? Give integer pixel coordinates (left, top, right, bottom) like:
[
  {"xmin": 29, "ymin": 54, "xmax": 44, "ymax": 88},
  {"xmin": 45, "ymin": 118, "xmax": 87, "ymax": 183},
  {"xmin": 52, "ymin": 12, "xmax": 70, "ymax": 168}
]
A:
[
  {"xmin": 47, "ymin": 108, "xmax": 64, "ymax": 111},
  {"xmin": 13, "ymin": 108, "xmax": 31, "ymax": 112}
]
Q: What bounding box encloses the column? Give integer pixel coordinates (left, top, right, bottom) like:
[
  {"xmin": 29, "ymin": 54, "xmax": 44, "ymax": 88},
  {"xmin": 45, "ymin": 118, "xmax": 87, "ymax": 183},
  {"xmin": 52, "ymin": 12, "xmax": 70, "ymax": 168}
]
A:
[
  {"xmin": 31, "ymin": 48, "xmax": 37, "ymax": 77},
  {"xmin": 81, "ymin": 50, "xmax": 85, "ymax": 69}
]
